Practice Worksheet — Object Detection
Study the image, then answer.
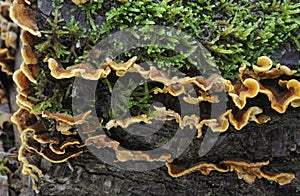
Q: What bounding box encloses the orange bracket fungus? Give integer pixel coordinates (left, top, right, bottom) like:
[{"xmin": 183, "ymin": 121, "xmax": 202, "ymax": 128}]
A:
[
  {"xmin": 10, "ymin": 0, "xmax": 41, "ymax": 37},
  {"xmin": 9, "ymin": 0, "xmax": 300, "ymax": 192},
  {"xmin": 260, "ymin": 79, "xmax": 300, "ymax": 113},
  {"xmin": 85, "ymin": 134, "xmax": 172, "ymax": 163},
  {"xmin": 167, "ymin": 160, "xmax": 295, "ymax": 185},
  {"xmin": 0, "ymin": 48, "xmax": 14, "ymax": 75}
]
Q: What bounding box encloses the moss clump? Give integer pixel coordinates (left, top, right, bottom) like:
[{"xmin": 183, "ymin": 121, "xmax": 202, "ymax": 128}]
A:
[
  {"xmin": 75, "ymin": 0, "xmax": 300, "ymax": 79},
  {"xmin": 37, "ymin": 0, "xmax": 300, "ymax": 78},
  {"xmin": 28, "ymin": 70, "xmax": 74, "ymax": 114},
  {"xmin": 34, "ymin": 0, "xmax": 299, "ymax": 115}
]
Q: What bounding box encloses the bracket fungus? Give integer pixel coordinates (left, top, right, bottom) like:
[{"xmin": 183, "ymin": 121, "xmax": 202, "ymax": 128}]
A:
[
  {"xmin": 8, "ymin": 0, "xmax": 300, "ymax": 192},
  {"xmin": 10, "ymin": 0, "xmax": 41, "ymax": 37},
  {"xmin": 0, "ymin": 48, "xmax": 14, "ymax": 75},
  {"xmin": 20, "ymin": 30, "xmax": 38, "ymax": 65},
  {"xmin": 85, "ymin": 134, "xmax": 172, "ymax": 163},
  {"xmin": 48, "ymin": 58, "xmax": 111, "ymax": 80},
  {"xmin": 260, "ymin": 79, "xmax": 300, "ymax": 113},
  {"xmin": 42, "ymin": 110, "xmax": 91, "ymax": 126},
  {"xmin": 253, "ymin": 56, "xmax": 273, "ymax": 73},
  {"xmin": 167, "ymin": 160, "xmax": 295, "ymax": 185},
  {"xmin": 227, "ymin": 78, "xmax": 260, "ymax": 109},
  {"xmin": 0, "ymin": 0, "xmax": 19, "ymax": 49}
]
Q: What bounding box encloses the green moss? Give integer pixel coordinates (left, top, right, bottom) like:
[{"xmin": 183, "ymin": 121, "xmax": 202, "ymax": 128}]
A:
[
  {"xmin": 34, "ymin": 0, "xmax": 299, "ymax": 116},
  {"xmin": 79, "ymin": 0, "xmax": 299, "ymax": 79},
  {"xmin": 38, "ymin": 0, "xmax": 299, "ymax": 77},
  {"xmin": 29, "ymin": 70, "xmax": 74, "ymax": 114},
  {"xmin": 0, "ymin": 162, "xmax": 11, "ymax": 176}
]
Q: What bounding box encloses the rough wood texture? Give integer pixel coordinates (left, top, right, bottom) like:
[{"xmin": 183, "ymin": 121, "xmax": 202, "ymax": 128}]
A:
[{"xmin": 36, "ymin": 107, "xmax": 300, "ymax": 195}]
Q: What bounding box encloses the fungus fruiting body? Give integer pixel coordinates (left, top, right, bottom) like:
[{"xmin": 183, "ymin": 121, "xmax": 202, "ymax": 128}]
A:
[
  {"xmin": 167, "ymin": 160, "xmax": 295, "ymax": 185},
  {"xmin": 8, "ymin": 0, "xmax": 300, "ymax": 192}
]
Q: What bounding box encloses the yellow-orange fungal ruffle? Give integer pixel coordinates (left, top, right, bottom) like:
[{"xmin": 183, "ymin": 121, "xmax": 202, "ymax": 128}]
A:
[
  {"xmin": 13, "ymin": 69, "xmax": 32, "ymax": 96},
  {"xmin": 42, "ymin": 110, "xmax": 91, "ymax": 126},
  {"xmin": 183, "ymin": 94, "xmax": 220, "ymax": 104},
  {"xmin": 19, "ymin": 120, "xmax": 83, "ymax": 164},
  {"xmin": 220, "ymin": 160, "xmax": 295, "ymax": 185},
  {"xmin": 105, "ymin": 114, "xmax": 151, "ymax": 130},
  {"xmin": 0, "ymin": 1, "xmax": 19, "ymax": 49},
  {"xmin": 48, "ymin": 58, "xmax": 111, "ymax": 80},
  {"xmin": 20, "ymin": 119, "xmax": 61, "ymax": 144},
  {"xmin": 10, "ymin": 0, "xmax": 41, "ymax": 37},
  {"xmin": 16, "ymin": 93, "xmax": 35, "ymax": 110},
  {"xmin": 24, "ymin": 136, "xmax": 83, "ymax": 163},
  {"xmin": 167, "ymin": 160, "xmax": 295, "ymax": 185},
  {"xmin": 85, "ymin": 134, "xmax": 172, "ymax": 162},
  {"xmin": 196, "ymin": 110, "xmax": 231, "ymax": 138},
  {"xmin": 20, "ymin": 30, "xmax": 38, "ymax": 65},
  {"xmin": 291, "ymin": 99, "xmax": 300, "ymax": 107},
  {"xmin": 56, "ymin": 122, "xmax": 75, "ymax": 135},
  {"xmin": 260, "ymin": 79, "xmax": 300, "ymax": 113},
  {"xmin": 13, "ymin": 108, "xmax": 83, "ymax": 165},
  {"xmin": 106, "ymin": 56, "xmax": 137, "ymax": 71},
  {"xmin": 103, "ymin": 106, "xmax": 268, "ymax": 140},
  {"xmin": 256, "ymin": 64, "xmax": 297, "ymax": 79},
  {"xmin": 18, "ymin": 145, "xmax": 43, "ymax": 192},
  {"xmin": 0, "ymin": 48, "xmax": 14, "ymax": 75},
  {"xmin": 48, "ymin": 57, "xmax": 138, "ymax": 80},
  {"xmin": 197, "ymin": 106, "xmax": 268, "ymax": 137},
  {"xmin": 227, "ymin": 78, "xmax": 260, "ymax": 109},
  {"xmin": 166, "ymin": 162, "xmax": 228, "ymax": 178},
  {"xmin": 253, "ymin": 56, "xmax": 273, "ymax": 73},
  {"xmin": 228, "ymin": 106, "xmax": 269, "ymax": 130},
  {"xmin": 11, "ymin": 108, "xmax": 36, "ymax": 131},
  {"xmin": 20, "ymin": 62, "xmax": 40, "ymax": 83},
  {"xmin": 49, "ymin": 137, "xmax": 81, "ymax": 155}
]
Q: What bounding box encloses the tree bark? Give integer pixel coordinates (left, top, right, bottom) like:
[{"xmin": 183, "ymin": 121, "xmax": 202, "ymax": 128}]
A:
[{"xmin": 36, "ymin": 107, "xmax": 300, "ymax": 195}]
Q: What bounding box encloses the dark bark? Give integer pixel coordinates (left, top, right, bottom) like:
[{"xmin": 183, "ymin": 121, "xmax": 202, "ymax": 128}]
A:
[{"xmin": 36, "ymin": 107, "xmax": 300, "ymax": 195}]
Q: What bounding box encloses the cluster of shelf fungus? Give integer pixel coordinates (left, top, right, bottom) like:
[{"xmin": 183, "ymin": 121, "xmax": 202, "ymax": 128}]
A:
[{"xmin": 4, "ymin": 0, "xmax": 299, "ymax": 192}]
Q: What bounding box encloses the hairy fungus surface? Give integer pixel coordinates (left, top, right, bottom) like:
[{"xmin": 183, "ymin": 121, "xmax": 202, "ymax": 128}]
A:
[{"xmin": 10, "ymin": 0, "xmax": 41, "ymax": 37}]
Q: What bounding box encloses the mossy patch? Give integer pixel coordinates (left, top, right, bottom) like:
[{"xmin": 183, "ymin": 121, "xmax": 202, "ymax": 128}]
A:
[{"xmin": 33, "ymin": 0, "xmax": 300, "ymax": 115}]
